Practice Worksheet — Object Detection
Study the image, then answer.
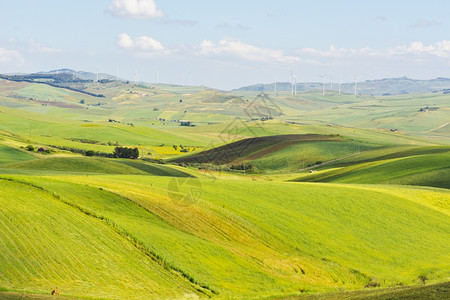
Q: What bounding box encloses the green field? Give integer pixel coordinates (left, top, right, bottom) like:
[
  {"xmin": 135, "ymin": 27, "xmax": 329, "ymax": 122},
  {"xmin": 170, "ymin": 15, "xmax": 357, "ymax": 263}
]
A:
[
  {"xmin": 0, "ymin": 79, "xmax": 449, "ymax": 299},
  {"xmin": 0, "ymin": 179, "xmax": 200, "ymax": 299},
  {"xmin": 294, "ymin": 149, "xmax": 450, "ymax": 189},
  {"xmin": 0, "ymin": 175, "xmax": 448, "ymax": 299},
  {"xmin": 276, "ymin": 281, "xmax": 450, "ymax": 300},
  {"xmin": 1, "ymin": 156, "xmax": 192, "ymax": 176},
  {"xmin": 0, "ymin": 144, "xmax": 36, "ymax": 165}
]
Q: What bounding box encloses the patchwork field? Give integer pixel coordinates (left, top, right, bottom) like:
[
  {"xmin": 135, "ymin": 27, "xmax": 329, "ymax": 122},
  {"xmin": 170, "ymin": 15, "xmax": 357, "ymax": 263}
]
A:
[{"xmin": 0, "ymin": 78, "xmax": 448, "ymax": 299}]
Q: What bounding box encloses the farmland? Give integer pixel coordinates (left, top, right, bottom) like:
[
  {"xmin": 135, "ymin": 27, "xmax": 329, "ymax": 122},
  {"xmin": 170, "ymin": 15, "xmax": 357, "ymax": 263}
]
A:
[
  {"xmin": 0, "ymin": 77, "xmax": 449, "ymax": 299},
  {"xmin": 0, "ymin": 175, "xmax": 448, "ymax": 299}
]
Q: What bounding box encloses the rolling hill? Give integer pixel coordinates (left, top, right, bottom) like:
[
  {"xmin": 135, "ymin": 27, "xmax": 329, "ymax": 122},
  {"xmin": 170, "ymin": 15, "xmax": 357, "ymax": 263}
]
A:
[
  {"xmin": 1, "ymin": 156, "xmax": 192, "ymax": 176},
  {"xmin": 171, "ymin": 134, "xmax": 345, "ymax": 166},
  {"xmin": 293, "ymin": 148, "xmax": 450, "ymax": 189},
  {"xmin": 0, "ymin": 144, "xmax": 36, "ymax": 166},
  {"xmin": 0, "ymin": 72, "xmax": 449, "ymax": 299},
  {"xmin": 0, "ymin": 178, "xmax": 202, "ymax": 299},
  {"xmin": 0, "ymin": 174, "xmax": 448, "ymax": 299}
]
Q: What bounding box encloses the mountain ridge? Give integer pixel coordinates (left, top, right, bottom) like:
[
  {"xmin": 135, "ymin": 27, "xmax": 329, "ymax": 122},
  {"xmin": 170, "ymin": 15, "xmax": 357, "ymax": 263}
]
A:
[
  {"xmin": 234, "ymin": 76, "xmax": 450, "ymax": 95},
  {"xmin": 2, "ymin": 70, "xmax": 450, "ymax": 95}
]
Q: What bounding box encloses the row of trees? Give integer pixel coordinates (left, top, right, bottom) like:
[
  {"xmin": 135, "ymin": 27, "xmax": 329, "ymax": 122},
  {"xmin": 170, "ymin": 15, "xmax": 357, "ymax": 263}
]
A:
[
  {"xmin": 47, "ymin": 145, "xmax": 140, "ymax": 159},
  {"xmin": 50, "ymin": 145, "xmax": 114, "ymax": 158},
  {"xmin": 176, "ymin": 162, "xmax": 257, "ymax": 173},
  {"xmin": 0, "ymin": 74, "xmax": 105, "ymax": 98},
  {"xmin": 113, "ymin": 147, "xmax": 139, "ymax": 159}
]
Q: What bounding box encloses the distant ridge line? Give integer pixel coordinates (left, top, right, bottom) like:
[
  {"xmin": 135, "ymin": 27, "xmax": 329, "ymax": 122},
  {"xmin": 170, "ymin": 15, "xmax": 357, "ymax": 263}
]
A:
[{"xmin": 234, "ymin": 77, "xmax": 450, "ymax": 95}]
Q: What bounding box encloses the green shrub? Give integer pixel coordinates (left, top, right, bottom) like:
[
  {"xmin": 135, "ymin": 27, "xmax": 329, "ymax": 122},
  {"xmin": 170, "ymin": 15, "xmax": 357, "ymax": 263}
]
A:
[{"xmin": 85, "ymin": 150, "xmax": 95, "ymax": 157}]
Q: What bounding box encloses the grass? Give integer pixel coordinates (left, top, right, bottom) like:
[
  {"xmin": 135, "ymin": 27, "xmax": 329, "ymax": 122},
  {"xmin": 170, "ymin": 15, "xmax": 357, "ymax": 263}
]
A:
[
  {"xmin": 2, "ymin": 174, "xmax": 447, "ymax": 299},
  {"xmin": 1, "ymin": 281, "xmax": 448, "ymax": 300},
  {"xmin": 1, "ymin": 156, "xmax": 192, "ymax": 176},
  {"xmin": 0, "ymin": 144, "xmax": 36, "ymax": 166},
  {"xmin": 0, "ymin": 106, "xmax": 208, "ymax": 150},
  {"xmin": 250, "ymin": 141, "xmax": 373, "ymax": 172},
  {"xmin": 295, "ymin": 151, "xmax": 450, "ymax": 189},
  {"xmin": 324, "ymin": 145, "xmax": 450, "ymax": 167},
  {"xmin": 14, "ymin": 82, "xmax": 95, "ymax": 104},
  {"xmin": 0, "ymin": 178, "xmax": 199, "ymax": 299},
  {"xmin": 273, "ymin": 281, "xmax": 450, "ymax": 300},
  {"xmin": 0, "ymin": 79, "xmax": 449, "ymax": 299},
  {"xmin": 172, "ymin": 134, "xmax": 345, "ymax": 165}
]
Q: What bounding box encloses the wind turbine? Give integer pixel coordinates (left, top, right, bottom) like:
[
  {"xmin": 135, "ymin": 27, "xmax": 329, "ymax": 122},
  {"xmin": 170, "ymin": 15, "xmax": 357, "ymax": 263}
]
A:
[
  {"xmin": 157, "ymin": 70, "xmax": 160, "ymax": 85},
  {"xmin": 274, "ymin": 76, "xmax": 277, "ymax": 94},
  {"xmin": 338, "ymin": 75, "xmax": 342, "ymax": 95},
  {"xmin": 353, "ymin": 77, "xmax": 358, "ymax": 96},
  {"xmin": 319, "ymin": 74, "xmax": 327, "ymax": 96},
  {"xmin": 294, "ymin": 75, "xmax": 297, "ymax": 95},
  {"xmin": 330, "ymin": 75, "xmax": 333, "ymax": 91},
  {"xmin": 290, "ymin": 71, "xmax": 297, "ymax": 95}
]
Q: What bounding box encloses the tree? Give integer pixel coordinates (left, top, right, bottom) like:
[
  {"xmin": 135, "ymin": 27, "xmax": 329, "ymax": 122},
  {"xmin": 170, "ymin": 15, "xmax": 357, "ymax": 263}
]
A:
[
  {"xmin": 85, "ymin": 150, "xmax": 95, "ymax": 156},
  {"xmin": 26, "ymin": 145, "xmax": 34, "ymax": 151},
  {"xmin": 114, "ymin": 147, "xmax": 139, "ymax": 159}
]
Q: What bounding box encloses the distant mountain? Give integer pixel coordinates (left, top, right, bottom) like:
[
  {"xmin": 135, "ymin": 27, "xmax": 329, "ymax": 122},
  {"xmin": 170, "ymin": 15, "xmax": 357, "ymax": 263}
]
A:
[
  {"xmin": 43, "ymin": 69, "xmax": 119, "ymax": 81},
  {"xmin": 234, "ymin": 77, "xmax": 450, "ymax": 95},
  {"xmin": 0, "ymin": 70, "xmax": 109, "ymax": 98},
  {"xmin": 3, "ymin": 70, "xmax": 450, "ymax": 95}
]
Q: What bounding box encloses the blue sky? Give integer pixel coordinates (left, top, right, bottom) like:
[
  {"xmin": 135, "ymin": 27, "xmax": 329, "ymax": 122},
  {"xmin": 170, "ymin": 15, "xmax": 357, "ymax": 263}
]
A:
[{"xmin": 1, "ymin": 0, "xmax": 449, "ymax": 89}]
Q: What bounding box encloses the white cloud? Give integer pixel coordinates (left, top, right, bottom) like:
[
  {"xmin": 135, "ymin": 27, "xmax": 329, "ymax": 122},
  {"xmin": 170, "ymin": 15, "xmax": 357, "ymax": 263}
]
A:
[
  {"xmin": 28, "ymin": 39, "xmax": 62, "ymax": 54},
  {"xmin": 117, "ymin": 33, "xmax": 134, "ymax": 49},
  {"xmin": 0, "ymin": 48, "xmax": 24, "ymax": 66},
  {"xmin": 295, "ymin": 40, "xmax": 450, "ymax": 61},
  {"xmin": 199, "ymin": 38, "xmax": 300, "ymax": 63},
  {"xmin": 117, "ymin": 33, "xmax": 166, "ymax": 56},
  {"xmin": 108, "ymin": 0, "xmax": 164, "ymax": 19},
  {"xmin": 389, "ymin": 41, "xmax": 450, "ymax": 57},
  {"xmin": 298, "ymin": 45, "xmax": 378, "ymax": 58},
  {"xmin": 200, "ymin": 40, "xmax": 215, "ymax": 48},
  {"xmin": 135, "ymin": 36, "xmax": 164, "ymax": 51}
]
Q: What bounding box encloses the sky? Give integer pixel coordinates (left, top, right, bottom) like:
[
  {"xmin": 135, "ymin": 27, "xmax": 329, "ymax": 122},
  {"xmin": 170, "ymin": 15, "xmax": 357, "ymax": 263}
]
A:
[{"xmin": 1, "ymin": 0, "xmax": 450, "ymax": 90}]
